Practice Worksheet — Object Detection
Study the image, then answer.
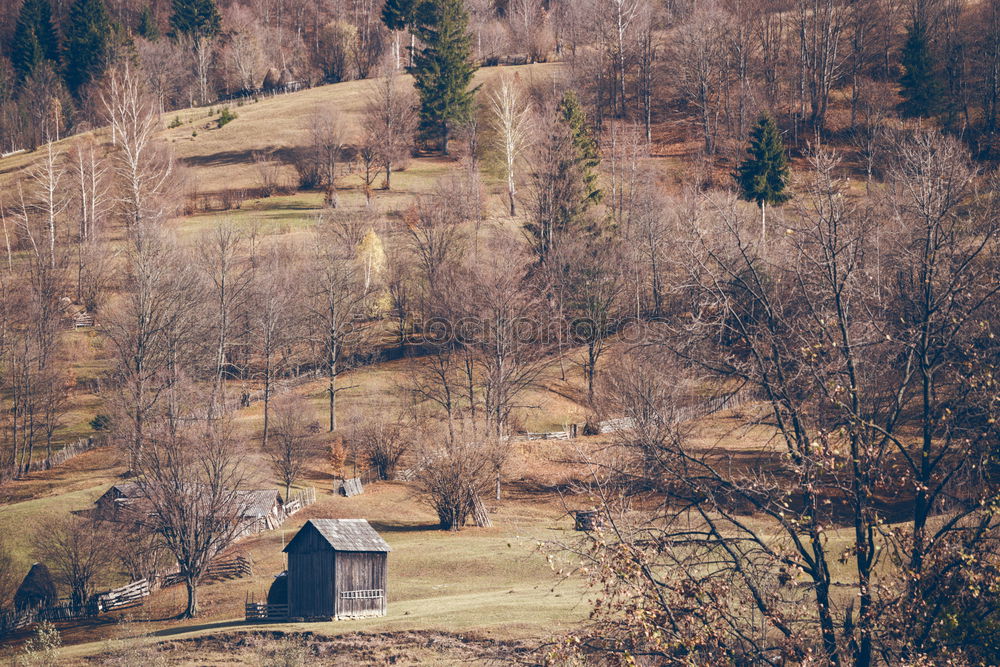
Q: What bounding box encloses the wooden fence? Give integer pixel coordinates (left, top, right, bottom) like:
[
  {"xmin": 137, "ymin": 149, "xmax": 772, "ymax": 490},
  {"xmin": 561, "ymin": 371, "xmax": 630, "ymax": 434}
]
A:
[
  {"xmin": 513, "ymin": 389, "xmax": 761, "ymax": 442},
  {"xmin": 206, "ymin": 554, "xmax": 253, "ymax": 581},
  {"xmin": 0, "ymin": 437, "xmax": 102, "ymax": 485},
  {"xmin": 245, "ymin": 602, "xmax": 288, "ymax": 622},
  {"xmin": 334, "ymin": 478, "xmax": 364, "ymax": 497},
  {"xmin": 160, "ymin": 553, "xmax": 254, "ymax": 588},
  {"xmin": 0, "ymin": 578, "xmax": 150, "ymax": 638},
  {"xmin": 95, "ymin": 578, "xmax": 150, "ymax": 612},
  {"xmin": 283, "ymin": 486, "xmax": 317, "ymax": 516}
]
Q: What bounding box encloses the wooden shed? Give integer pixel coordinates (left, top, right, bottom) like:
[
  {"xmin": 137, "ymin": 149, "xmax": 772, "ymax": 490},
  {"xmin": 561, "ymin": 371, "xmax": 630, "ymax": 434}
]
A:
[
  {"xmin": 282, "ymin": 519, "xmax": 391, "ymax": 620},
  {"xmin": 94, "ymin": 482, "xmax": 142, "ymax": 520}
]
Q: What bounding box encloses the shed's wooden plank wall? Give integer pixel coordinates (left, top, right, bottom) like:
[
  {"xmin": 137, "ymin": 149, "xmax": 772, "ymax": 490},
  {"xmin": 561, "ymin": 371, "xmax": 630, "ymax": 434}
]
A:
[{"xmin": 335, "ymin": 552, "xmax": 387, "ymax": 618}]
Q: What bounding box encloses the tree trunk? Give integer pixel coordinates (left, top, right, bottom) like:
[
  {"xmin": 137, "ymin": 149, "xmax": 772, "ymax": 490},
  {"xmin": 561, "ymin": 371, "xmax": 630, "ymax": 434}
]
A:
[
  {"xmin": 328, "ymin": 353, "xmax": 338, "ymax": 432},
  {"xmin": 183, "ymin": 578, "xmax": 199, "ymax": 618},
  {"xmin": 262, "ymin": 362, "xmax": 271, "ymax": 449},
  {"xmin": 760, "ymin": 200, "xmax": 767, "ymax": 243}
]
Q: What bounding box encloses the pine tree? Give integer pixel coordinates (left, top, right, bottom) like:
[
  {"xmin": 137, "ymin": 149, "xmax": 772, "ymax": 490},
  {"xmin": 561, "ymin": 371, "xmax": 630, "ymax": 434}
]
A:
[
  {"xmin": 11, "ymin": 0, "xmax": 60, "ymax": 82},
  {"xmin": 735, "ymin": 114, "xmax": 791, "ymax": 241},
  {"xmin": 381, "ymin": 0, "xmax": 421, "ymax": 31},
  {"xmin": 138, "ymin": 6, "xmax": 161, "ymax": 40},
  {"xmin": 170, "ymin": 0, "xmax": 220, "ymax": 42},
  {"xmin": 64, "ymin": 0, "xmax": 114, "ymax": 97},
  {"xmin": 409, "ymin": 0, "xmax": 478, "ymax": 154},
  {"xmin": 899, "ymin": 20, "xmax": 942, "ymax": 118},
  {"xmin": 558, "ymin": 91, "xmax": 602, "ymax": 208}
]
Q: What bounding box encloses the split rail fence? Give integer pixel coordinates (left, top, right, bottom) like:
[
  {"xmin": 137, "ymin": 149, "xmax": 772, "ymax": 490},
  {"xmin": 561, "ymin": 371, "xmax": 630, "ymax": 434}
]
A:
[{"xmin": 0, "ymin": 578, "xmax": 151, "ymax": 638}]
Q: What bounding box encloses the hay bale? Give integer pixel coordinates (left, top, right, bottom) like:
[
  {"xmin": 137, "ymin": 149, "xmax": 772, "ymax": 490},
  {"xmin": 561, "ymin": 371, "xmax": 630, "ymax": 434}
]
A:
[
  {"xmin": 267, "ymin": 571, "xmax": 287, "ymax": 606},
  {"xmin": 262, "ymin": 68, "xmax": 280, "ymax": 90},
  {"xmin": 14, "ymin": 563, "xmax": 57, "ymax": 611}
]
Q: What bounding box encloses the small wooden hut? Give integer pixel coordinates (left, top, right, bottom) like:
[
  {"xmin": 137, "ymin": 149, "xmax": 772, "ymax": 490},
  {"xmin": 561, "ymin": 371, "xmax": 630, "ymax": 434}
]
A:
[
  {"xmin": 282, "ymin": 519, "xmax": 391, "ymax": 620},
  {"xmin": 94, "ymin": 482, "xmax": 142, "ymax": 520}
]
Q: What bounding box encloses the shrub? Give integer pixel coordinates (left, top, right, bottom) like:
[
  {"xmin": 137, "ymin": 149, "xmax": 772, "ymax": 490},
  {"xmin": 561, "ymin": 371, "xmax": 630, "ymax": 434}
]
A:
[
  {"xmin": 329, "ymin": 437, "xmax": 347, "ymax": 479},
  {"xmin": 168, "ymin": 116, "xmax": 182, "ymax": 129},
  {"xmin": 216, "ymin": 107, "xmax": 237, "ymax": 128},
  {"xmin": 90, "ymin": 414, "xmax": 111, "ymax": 431},
  {"xmin": 251, "ymin": 635, "xmax": 311, "ymax": 667},
  {"xmin": 16, "ymin": 621, "xmax": 61, "ymax": 667}
]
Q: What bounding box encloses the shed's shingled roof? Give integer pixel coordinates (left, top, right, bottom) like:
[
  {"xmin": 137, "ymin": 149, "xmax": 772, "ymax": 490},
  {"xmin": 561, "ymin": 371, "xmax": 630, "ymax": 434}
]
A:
[
  {"xmin": 237, "ymin": 489, "xmax": 282, "ymax": 518},
  {"xmin": 105, "ymin": 482, "xmax": 141, "ymax": 498},
  {"xmin": 283, "ymin": 519, "xmax": 391, "ymax": 553}
]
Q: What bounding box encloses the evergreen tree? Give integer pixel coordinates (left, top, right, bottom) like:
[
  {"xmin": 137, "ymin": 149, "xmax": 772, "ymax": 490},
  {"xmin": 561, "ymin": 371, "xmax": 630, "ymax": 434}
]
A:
[
  {"xmin": 138, "ymin": 6, "xmax": 161, "ymax": 40},
  {"xmin": 558, "ymin": 91, "xmax": 602, "ymax": 208},
  {"xmin": 381, "ymin": 0, "xmax": 422, "ymax": 31},
  {"xmin": 735, "ymin": 114, "xmax": 791, "ymax": 241},
  {"xmin": 64, "ymin": 0, "xmax": 114, "ymax": 96},
  {"xmin": 409, "ymin": 0, "xmax": 478, "ymax": 154},
  {"xmin": 170, "ymin": 0, "xmax": 220, "ymax": 42},
  {"xmin": 899, "ymin": 20, "xmax": 942, "ymax": 118},
  {"xmin": 11, "ymin": 0, "xmax": 60, "ymax": 82},
  {"xmin": 524, "ymin": 96, "xmax": 604, "ymax": 262}
]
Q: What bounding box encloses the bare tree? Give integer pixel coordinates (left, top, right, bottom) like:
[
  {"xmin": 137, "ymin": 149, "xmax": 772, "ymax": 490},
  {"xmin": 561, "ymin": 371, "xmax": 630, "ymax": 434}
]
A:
[
  {"xmin": 794, "ymin": 0, "xmax": 847, "ymax": 132},
  {"xmin": 405, "ymin": 189, "xmax": 468, "ymax": 302},
  {"xmin": 34, "ymin": 516, "xmax": 113, "ymax": 607},
  {"xmin": 197, "ymin": 222, "xmax": 254, "ymax": 405},
  {"xmin": 506, "ymin": 0, "xmax": 553, "ymax": 63},
  {"xmin": 254, "ymin": 247, "xmax": 300, "ymax": 450},
  {"xmin": 347, "ymin": 406, "xmax": 409, "ymax": 481},
  {"xmin": 467, "ymin": 235, "xmax": 551, "ymax": 451},
  {"xmin": 131, "ymin": 413, "xmax": 248, "ymax": 618},
  {"xmin": 266, "ymin": 397, "xmax": 314, "ymax": 499},
  {"xmin": 117, "ymin": 523, "xmax": 170, "ymax": 585},
  {"xmin": 102, "ymin": 63, "xmax": 175, "ymax": 233},
  {"xmin": 222, "ymin": 5, "xmax": 265, "ymax": 94},
  {"xmin": 550, "ymin": 236, "xmax": 628, "ymax": 402},
  {"xmin": 254, "ymin": 150, "xmax": 283, "ymax": 197},
  {"xmin": 309, "ymin": 222, "xmax": 373, "ymax": 432},
  {"xmin": 103, "ymin": 226, "xmax": 200, "ymax": 462},
  {"xmin": 305, "ymin": 107, "xmax": 348, "ymax": 206},
  {"xmin": 566, "ymin": 138, "xmax": 1000, "ymax": 665},
  {"xmin": 137, "ymin": 37, "xmax": 193, "ymax": 114},
  {"xmin": 595, "ymin": 0, "xmax": 646, "ymax": 119},
  {"xmin": 67, "ymin": 138, "xmax": 110, "ymax": 309},
  {"xmin": 670, "ymin": 2, "xmax": 730, "ymax": 154},
  {"xmin": 413, "ymin": 422, "xmax": 499, "ymax": 530},
  {"xmin": 488, "ymin": 73, "xmax": 533, "ymax": 216},
  {"xmin": 362, "ymin": 70, "xmax": 417, "ymax": 190},
  {"xmin": 27, "ymin": 139, "xmax": 67, "ymax": 270}
]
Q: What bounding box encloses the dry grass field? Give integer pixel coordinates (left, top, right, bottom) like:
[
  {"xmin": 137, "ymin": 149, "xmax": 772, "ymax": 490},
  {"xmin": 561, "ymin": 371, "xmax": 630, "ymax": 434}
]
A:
[
  {"xmin": 0, "ymin": 65, "xmax": 752, "ymax": 664},
  {"xmin": 0, "ymin": 60, "xmax": 896, "ymax": 664}
]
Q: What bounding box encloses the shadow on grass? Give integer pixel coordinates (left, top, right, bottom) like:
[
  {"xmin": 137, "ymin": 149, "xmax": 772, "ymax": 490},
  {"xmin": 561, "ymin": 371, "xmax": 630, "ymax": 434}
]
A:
[
  {"xmin": 151, "ymin": 619, "xmax": 255, "ymax": 637},
  {"xmin": 368, "ymin": 520, "xmax": 442, "ymax": 533}
]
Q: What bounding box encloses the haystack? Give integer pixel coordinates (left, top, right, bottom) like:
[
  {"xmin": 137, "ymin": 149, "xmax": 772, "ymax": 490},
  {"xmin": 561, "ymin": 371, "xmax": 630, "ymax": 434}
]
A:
[{"xmin": 14, "ymin": 563, "xmax": 57, "ymax": 611}]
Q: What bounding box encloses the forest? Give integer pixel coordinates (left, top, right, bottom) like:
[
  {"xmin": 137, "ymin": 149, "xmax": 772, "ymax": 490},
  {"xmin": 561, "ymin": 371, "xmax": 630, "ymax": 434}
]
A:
[{"xmin": 0, "ymin": 0, "xmax": 998, "ymax": 665}]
